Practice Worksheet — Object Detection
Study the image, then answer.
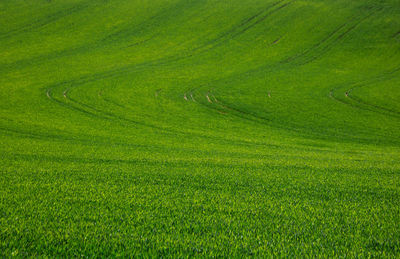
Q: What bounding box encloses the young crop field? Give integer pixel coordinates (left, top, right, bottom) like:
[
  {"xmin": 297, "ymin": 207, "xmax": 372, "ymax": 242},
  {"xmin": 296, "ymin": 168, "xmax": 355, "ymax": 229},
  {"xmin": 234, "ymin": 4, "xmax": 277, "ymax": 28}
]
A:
[{"xmin": 1, "ymin": 0, "xmax": 400, "ymax": 257}]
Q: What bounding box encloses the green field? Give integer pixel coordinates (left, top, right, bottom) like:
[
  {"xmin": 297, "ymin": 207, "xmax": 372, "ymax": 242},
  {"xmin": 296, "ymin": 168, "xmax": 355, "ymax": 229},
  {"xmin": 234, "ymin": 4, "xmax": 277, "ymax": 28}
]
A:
[{"xmin": 1, "ymin": 0, "xmax": 400, "ymax": 257}]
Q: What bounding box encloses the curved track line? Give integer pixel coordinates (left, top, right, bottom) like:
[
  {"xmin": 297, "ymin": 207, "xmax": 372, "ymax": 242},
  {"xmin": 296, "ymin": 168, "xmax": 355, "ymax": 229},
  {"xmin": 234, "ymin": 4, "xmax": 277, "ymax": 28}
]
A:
[
  {"xmin": 281, "ymin": 8, "xmax": 381, "ymax": 67},
  {"xmin": 329, "ymin": 65, "xmax": 400, "ymax": 120},
  {"xmin": 189, "ymin": 83, "xmax": 400, "ymax": 144},
  {"xmin": 188, "ymin": 0, "xmax": 293, "ymax": 56},
  {"xmin": 58, "ymin": 84, "xmax": 286, "ymax": 149}
]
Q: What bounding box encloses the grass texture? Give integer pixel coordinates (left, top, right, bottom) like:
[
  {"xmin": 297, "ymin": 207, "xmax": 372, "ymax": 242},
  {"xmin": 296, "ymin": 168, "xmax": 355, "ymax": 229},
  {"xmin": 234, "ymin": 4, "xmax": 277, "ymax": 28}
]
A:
[{"xmin": 1, "ymin": 0, "xmax": 400, "ymax": 257}]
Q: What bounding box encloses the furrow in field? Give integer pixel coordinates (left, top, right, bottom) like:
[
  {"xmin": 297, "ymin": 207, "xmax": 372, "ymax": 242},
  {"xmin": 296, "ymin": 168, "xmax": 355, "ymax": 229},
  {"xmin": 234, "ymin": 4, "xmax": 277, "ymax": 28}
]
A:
[
  {"xmin": 329, "ymin": 65, "xmax": 400, "ymax": 119},
  {"xmin": 280, "ymin": 8, "xmax": 380, "ymax": 67},
  {"xmin": 1, "ymin": 0, "xmax": 288, "ymax": 79},
  {"xmin": 187, "ymin": 0, "xmax": 293, "ymax": 56},
  {"xmin": 48, "ymin": 82, "xmax": 280, "ymax": 149},
  {"xmin": 50, "ymin": 85, "xmax": 184, "ymax": 134},
  {"xmin": 330, "ymin": 88, "xmax": 400, "ymax": 120},
  {"xmin": 298, "ymin": 10, "xmax": 381, "ymax": 66},
  {"xmin": 46, "ymin": 88, "xmax": 111, "ymax": 121},
  {"xmin": 346, "ymin": 93, "xmax": 400, "ymax": 117},
  {"xmin": 64, "ymin": 78, "xmax": 372, "ymax": 151},
  {"xmin": 186, "ymin": 77, "xmax": 400, "ymax": 144},
  {"xmin": 188, "ymin": 88, "xmax": 389, "ymax": 145}
]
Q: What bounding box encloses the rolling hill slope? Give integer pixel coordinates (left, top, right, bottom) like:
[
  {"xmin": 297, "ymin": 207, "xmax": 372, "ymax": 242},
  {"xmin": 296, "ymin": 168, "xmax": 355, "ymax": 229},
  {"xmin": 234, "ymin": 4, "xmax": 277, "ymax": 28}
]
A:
[{"xmin": 1, "ymin": 0, "xmax": 400, "ymax": 256}]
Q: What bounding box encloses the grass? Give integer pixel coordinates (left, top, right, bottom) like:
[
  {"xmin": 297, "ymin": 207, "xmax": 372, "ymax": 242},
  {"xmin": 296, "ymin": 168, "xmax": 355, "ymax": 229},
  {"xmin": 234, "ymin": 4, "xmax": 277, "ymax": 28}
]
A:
[{"xmin": 1, "ymin": 0, "xmax": 400, "ymax": 257}]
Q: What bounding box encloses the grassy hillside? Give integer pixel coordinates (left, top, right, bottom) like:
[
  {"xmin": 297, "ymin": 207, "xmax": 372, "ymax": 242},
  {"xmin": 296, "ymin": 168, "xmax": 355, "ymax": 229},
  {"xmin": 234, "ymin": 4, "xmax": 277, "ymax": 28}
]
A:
[{"xmin": 1, "ymin": 0, "xmax": 400, "ymax": 257}]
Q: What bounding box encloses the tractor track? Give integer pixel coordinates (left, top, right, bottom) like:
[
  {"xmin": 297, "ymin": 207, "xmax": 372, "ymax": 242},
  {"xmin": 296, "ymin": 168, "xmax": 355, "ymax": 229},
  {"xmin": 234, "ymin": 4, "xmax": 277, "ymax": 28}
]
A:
[{"xmin": 329, "ymin": 65, "xmax": 400, "ymax": 120}]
